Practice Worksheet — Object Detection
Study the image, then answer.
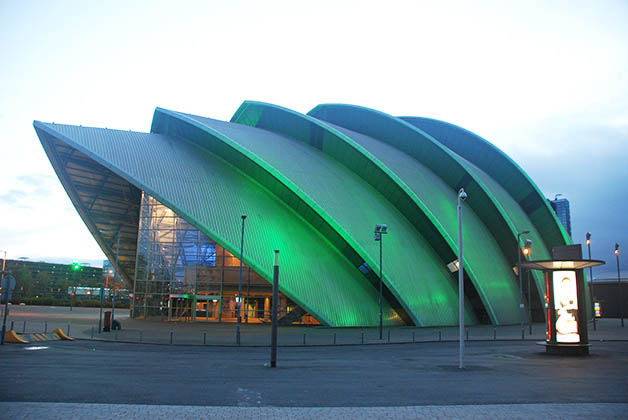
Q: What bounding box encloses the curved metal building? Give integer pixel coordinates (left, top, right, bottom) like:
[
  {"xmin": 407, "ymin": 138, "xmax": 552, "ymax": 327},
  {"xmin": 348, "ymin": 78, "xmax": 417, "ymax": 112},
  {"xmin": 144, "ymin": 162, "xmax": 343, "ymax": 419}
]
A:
[{"xmin": 33, "ymin": 101, "xmax": 571, "ymax": 327}]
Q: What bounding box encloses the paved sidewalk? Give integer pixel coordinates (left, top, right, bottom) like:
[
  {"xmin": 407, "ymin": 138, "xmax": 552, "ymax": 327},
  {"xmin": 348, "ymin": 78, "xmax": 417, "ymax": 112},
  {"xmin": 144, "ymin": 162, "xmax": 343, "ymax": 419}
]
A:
[
  {"xmin": 5, "ymin": 305, "xmax": 628, "ymax": 346},
  {"xmin": 2, "ymin": 402, "xmax": 627, "ymax": 420}
]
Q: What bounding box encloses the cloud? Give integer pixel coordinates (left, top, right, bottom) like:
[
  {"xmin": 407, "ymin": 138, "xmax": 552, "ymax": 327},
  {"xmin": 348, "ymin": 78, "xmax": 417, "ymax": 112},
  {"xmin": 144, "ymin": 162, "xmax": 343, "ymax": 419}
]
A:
[
  {"xmin": 500, "ymin": 119, "xmax": 628, "ymax": 278},
  {"xmin": 0, "ymin": 189, "xmax": 27, "ymax": 202},
  {"xmin": 16, "ymin": 173, "xmax": 56, "ymax": 187}
]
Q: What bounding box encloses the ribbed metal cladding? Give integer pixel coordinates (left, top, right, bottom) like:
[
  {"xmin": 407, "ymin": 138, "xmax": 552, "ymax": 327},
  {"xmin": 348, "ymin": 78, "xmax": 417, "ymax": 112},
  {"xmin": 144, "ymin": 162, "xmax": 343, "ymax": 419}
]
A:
[
  {"xmin": 33, "ymin": 122, "xmax": 401, "ymax": 327},
  {"xmin": 401, "ymin": 116, "xmax": 570, "ymax": 250},
  {"xmin": 322, "ymin": 122, "xmax": 522, "ymax": 325},
  {"xmin": 153, "ymin": 108, "xmax": 475, "ymax": 325},
  {"xmin": 310, "ymin": 109, "xmax": 530, "ymax": 260},
  {"xmin": 224, "ymin": 102, "xmax": 474, "ymax": 326},
  {"xmin": 309, "ymin": 104, "xmax": 568, "ymax": 322},
  {"xmin": 33, "ymin": 102, "xmax": 570, "ymax": 328},
  {"xmin": 399, "ymin": 117, "xmax": 573, "ymax": 312}
]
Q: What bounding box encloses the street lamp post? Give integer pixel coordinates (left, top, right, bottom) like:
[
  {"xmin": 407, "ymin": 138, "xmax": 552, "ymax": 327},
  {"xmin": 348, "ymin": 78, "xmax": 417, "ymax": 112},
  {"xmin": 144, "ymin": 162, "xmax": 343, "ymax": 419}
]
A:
[
  {"xmin": 457, "ymin": 188, "xmax": 467, "ymax": 369},
  {"xmin": 517, "ymin": 230, "xmax": 531, "ymax": 337},
  {"xmin": 586, "ymin": 232, "xmax": 596, "ymax": 330},
  {"xmin": 523, "ymin": 241, "xmax": 532, "ymax": 334},
  {"xmin": 374, "ymin": 224, "xmax": 388, "ymax": 340},
  {"xmin": 615, "ymin": 244, "xmax": 624, "ymax": 327},
  {"xmin": 0, "ymin": 250, "xmax": 8, "ymax": 346},
  {"xmin": 236, "ymin": 215, "xmax": 246, "ymax": 346},
  {"xmin": 112, "ymin": 231, "xmax": 120, "ymax": 328},
  {"xmin": 70, "ymin": 260, "xmax": 80, "ymax": 311}
]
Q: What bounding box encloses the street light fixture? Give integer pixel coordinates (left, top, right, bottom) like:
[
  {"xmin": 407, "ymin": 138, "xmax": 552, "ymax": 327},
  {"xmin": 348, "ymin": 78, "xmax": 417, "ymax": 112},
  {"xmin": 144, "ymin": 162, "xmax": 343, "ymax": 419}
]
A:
[
  {"xmin": 615, "ymin": 243, "xmax": 623, "ymax": 327},
  {"xmin": 457, "ymin": 188, "xmax": 467, "ymax": 369},
  {"xmin": 374, "ymin": 223, "xmax": 388, "ymax": 340},
  {"xmin": 522, "ymin": 240, "xmax": 532, "ymax": 334},
  {"xmin": 70, "ymin": 259, "xmax": 80, "ymax": 312},
  {"xmin": 517, "ymin": 230, "xmax": 531, "ymax": 337},
  {"xmin": 586, "ymin": 232, "xmax": 596, "ymax": 330},
  {"xmin": 236, "ymin": 215, "xmax": 246, "ymax": 346},
  {"xmin": 101, "ymin": 229, "xmax": 121, "ymax": 330},
  {"xmin": 0, "ymin": 250, "xmax": 8, "ymax": 346}
]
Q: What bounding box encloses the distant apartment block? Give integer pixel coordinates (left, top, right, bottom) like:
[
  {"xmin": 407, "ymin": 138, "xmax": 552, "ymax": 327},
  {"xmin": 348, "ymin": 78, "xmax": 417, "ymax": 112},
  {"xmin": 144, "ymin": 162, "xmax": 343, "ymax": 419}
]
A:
[{"xmin": 549, "ymin": 196, "xmax": 572, "ymax": 237}]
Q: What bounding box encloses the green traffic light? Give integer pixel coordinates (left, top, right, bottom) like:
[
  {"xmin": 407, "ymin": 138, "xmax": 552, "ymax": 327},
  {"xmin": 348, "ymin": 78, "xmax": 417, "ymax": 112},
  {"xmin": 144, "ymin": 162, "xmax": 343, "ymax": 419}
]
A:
[{"xmin": 72, "ymin": 260, "xmax": 80, "ymax": 271}]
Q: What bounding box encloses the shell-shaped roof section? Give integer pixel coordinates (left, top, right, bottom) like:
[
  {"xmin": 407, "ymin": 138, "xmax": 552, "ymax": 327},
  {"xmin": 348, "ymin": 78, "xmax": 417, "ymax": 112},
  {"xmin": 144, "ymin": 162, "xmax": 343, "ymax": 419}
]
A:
[
  {"xmin": 322, "ymin": 121, "xmax": 522, "ymax": 324},
  {"xmin": 153, "ymin": 105, "xmax": 476, "ymax": 326},
  {"xmin": 34, "ymin": 101, "xmax": 567, "ymax": 328},
  {"xmin": 33, "ymin": 121, "xmax": 400, "ymax": 327},
  {"xmin": 400, "ymin": 116, "xmax": 571, "ymax": 248}
]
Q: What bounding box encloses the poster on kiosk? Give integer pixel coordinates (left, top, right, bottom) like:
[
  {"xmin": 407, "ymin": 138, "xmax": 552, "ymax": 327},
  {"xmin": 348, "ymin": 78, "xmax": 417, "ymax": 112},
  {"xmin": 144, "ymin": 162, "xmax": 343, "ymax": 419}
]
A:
[{"xmin": 552, "ymin": 270, "xmax": 580, "ymax": 344}]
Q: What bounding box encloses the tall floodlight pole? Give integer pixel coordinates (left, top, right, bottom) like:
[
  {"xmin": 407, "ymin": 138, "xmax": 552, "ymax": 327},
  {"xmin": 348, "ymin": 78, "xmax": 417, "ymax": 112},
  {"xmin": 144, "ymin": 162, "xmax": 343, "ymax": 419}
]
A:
[
  {"xmin": 615, "ymin": 244, "xmax": 624, "ymax": 327},
  {"xmin": 270, "ymin": 250, "xmax": 279, "ymax": 368},
  {"xmin": 457, "ymin": 188, "xmax": 467, "ymax": 369},
  {"xmin": 236, "ymin": 215, "xmax": 246, "ymax": 346},
  {"xmin": 586, "ymin": 232, "xmax": 596, "ymax": 330},
  {"xmin": 517, "ymin": 230, "xmax": 530, "ymax": 337},
  {"xmin": 374, "ymin": 224, "xmax": 388, "ymax": 340}
]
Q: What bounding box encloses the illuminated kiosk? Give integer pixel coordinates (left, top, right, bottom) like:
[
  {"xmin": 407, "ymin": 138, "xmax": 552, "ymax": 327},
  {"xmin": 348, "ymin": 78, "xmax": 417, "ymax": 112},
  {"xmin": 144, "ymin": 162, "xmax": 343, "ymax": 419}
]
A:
[{"xmin": 522, "ymin": 258, "xmax": 604, "ymax": 355}]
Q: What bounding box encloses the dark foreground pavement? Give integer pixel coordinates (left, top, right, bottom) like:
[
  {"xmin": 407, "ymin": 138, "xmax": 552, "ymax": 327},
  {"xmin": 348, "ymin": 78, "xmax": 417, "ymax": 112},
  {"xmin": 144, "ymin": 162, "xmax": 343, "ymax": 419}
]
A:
[
  {"xmin": 1, "ymin": 339, "xmax": 628, "ymax": 418},
  {"xmin": 2, "ymin": 305, "xmax": 628, "ymax": 418}
]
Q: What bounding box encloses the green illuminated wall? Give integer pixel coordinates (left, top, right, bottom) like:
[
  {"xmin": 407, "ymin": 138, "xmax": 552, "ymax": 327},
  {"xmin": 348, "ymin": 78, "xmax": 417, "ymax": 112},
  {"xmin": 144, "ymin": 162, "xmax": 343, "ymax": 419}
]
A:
[{"xmin": 34, "ymin": 100, "xmax": 568, "ymax": 327}]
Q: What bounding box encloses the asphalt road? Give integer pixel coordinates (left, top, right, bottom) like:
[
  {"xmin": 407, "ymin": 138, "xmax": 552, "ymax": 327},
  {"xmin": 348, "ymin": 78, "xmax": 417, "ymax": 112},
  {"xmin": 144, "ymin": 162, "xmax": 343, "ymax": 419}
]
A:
[{"xmin": 2, "ymin": 339, "xmax": 627, "ymax": 408}]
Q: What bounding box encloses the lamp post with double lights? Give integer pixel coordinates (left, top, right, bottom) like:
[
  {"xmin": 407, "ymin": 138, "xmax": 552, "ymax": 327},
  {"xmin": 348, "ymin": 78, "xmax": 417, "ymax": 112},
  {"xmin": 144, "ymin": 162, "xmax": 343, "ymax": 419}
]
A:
[
  {"xmin": 586, "ymin": 232, "xmax": 596, "ymax": 330},
  {"xmin": 517, "ymin": 230, "xmax": 531, "ymax": 337},
  {"xmin": 615, "ymin": 244, "xmax": 624, "ymax": 327},
  {"xmin": 457, "ymin": 188, "xmax": 467, "ymax": 369},
  {"xmin": 374, "ymin": 224, "xmax": 388, "ymax": 340}
]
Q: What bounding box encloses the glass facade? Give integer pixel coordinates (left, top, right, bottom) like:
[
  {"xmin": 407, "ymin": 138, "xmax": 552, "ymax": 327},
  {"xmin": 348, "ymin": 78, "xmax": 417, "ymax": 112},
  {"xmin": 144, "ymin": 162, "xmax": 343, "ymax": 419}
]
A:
[{"xmin": 132, "ymin": 193, "xmax": 318, "ymax": 325}]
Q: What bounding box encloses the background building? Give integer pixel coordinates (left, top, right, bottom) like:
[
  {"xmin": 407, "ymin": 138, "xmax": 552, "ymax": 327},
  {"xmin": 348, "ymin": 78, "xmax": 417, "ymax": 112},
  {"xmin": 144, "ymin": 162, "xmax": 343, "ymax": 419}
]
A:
[
  {"xmin": 2, "ymin": 259, "xmax": 102, "ymax": 302},
  {"xmin": 34, "ymin": 102, "xmax": 572, "ymax": 327},
  {"xmin": 549, "ymin": 196, "xmax": 572, "ymax": 237}
]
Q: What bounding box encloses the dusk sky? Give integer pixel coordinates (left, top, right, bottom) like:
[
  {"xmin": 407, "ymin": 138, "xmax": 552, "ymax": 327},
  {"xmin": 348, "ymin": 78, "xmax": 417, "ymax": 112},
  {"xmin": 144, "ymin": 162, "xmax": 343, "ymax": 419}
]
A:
[{"xmin": 1, "ymin": 0, "xmax": 626, "ymax": 278}]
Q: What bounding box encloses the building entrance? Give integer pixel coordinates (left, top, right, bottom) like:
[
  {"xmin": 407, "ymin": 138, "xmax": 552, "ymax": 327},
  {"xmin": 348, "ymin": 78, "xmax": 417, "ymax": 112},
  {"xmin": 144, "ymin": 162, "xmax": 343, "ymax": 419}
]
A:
[{"xmin": 132, "ymin": 193, "xmax": 319, "ymax": 325}]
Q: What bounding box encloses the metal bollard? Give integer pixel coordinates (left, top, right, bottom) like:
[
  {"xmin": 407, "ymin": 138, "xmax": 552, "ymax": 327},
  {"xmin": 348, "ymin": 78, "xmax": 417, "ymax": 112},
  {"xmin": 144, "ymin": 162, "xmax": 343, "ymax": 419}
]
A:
[
  {"xmin": 412, "ymin": 331, "xmax": 415, "ymax": 342},
  {"xmin": 521, "ymin": 328, "xmax": 525, "ymax": 340},
  {"xmin": 333, "ymin": 333, "xmax": 336, "ymax": 345},
  {"xmin": 466, "ymin": 329, "xmax": 469, "ymax": 341},
  {"xmin": 438, "ymin": 330, "xmax": 442, "ymax": 341},
  {"xmin": 44, "ymin": 322, "xmax": 48, "ymax": 333},
  {"xmin": 23, "ymin": 320, "xmax": 26, "ymax": 333},
  {"xmin": 140, "ymin": 330, "xmax": 143, "ymax": 343},
  {"xmin": 303, "ymin": 333, "xmax": 306, "ymax": 345},
  {"xmin": 361, "ymin": 332, "xmax": 364, "ymax": 344},
  {"xmin": 203, "ymin": 332, "xmax": 206, "ymax": 345},
  {"xmin": 170, "ymin": 330, "xmax": 173, "ymax": 345},
  {"xmin": 10, "ymin": 321, "xmax": 14, "ymax": 331},
  {"xmin": 67, "ymin": 323, "xmax": 71, "ymax": 335},
  {"xmin": 387, "ymin": 330, "xmax": 390, "ymax": 343},
  {"xmin": 91, "ymin": 327, "xmax": 94, "ymax": 339},
  {"xmin": 493, "ymin": 328, "xmax": 497, "ymax": 341},
  {"xmin": 115, "ymin": 330, "xmax": 118, "ymax": 341}
]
